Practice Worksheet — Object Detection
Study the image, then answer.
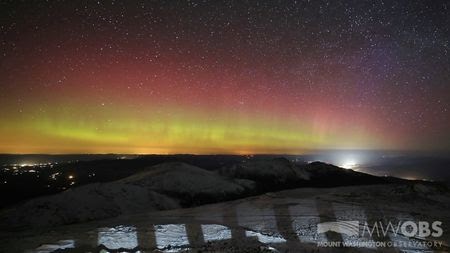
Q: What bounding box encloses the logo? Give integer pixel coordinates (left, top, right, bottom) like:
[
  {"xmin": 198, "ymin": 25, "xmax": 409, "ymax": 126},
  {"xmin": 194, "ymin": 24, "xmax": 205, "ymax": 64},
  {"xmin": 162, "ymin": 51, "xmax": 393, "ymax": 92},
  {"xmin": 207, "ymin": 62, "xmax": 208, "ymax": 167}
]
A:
[
  {"xmin": 317, "ymin": 220, "xmax": 443, "ymax": 238},
  {"xmin": 362, "ymin": 221, "xmax": 443, "ymax": 238}
]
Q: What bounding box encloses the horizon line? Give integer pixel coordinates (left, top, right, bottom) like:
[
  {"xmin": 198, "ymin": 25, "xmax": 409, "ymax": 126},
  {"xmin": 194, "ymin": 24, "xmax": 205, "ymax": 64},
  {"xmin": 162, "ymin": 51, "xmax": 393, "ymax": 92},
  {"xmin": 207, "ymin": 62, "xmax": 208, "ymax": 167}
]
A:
[{"xmin": 0, "ymin": 148, "xmax": 448, "ymax": 156}]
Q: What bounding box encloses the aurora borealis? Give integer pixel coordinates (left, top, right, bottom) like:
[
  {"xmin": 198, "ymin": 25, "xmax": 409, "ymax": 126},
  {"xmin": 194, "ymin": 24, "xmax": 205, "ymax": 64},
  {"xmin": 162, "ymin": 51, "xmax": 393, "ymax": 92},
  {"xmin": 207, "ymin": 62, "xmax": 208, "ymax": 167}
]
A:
[{"xmin": 0, "ymin": 1, "xmax": 449, "ymax": 154}]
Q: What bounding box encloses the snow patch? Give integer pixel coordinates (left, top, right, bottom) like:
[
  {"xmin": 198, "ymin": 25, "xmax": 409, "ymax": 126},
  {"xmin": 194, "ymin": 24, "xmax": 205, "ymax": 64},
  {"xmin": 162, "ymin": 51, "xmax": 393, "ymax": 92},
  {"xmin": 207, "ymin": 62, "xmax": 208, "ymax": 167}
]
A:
[
  {"xmin": 97, "ymin": 225, "xmax": 138, "ymax": 250},
  {"xmin": 201, "ymin": 224, "xmax": 232, "ymax": 242},
  {"xmin": 154, "ymin": 224, "xmax": 190, "ymax": 252},
  {"xmin": 245, "ymin": 230, "xmax": 287, "ymax": 244},
  {"xmin": 33, "ymin": 240, "xmax": 75, "ymax": 253}
]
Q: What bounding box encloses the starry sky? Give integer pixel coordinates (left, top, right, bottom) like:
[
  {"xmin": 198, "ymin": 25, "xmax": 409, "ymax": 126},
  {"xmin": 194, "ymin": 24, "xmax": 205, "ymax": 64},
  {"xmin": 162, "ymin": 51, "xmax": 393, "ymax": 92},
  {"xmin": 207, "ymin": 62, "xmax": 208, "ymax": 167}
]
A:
[{"xmin": 0, "ymin": 0, "xmax": 449, "ymax": 154}]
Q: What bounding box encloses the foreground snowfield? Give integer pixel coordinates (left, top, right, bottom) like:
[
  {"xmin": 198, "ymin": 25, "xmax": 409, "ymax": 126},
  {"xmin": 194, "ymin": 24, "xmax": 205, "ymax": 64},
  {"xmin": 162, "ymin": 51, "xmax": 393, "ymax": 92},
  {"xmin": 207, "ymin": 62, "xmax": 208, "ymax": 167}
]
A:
[{"xmin": 1, "ymin": 183, "xmax": 449, "ymax": 253}]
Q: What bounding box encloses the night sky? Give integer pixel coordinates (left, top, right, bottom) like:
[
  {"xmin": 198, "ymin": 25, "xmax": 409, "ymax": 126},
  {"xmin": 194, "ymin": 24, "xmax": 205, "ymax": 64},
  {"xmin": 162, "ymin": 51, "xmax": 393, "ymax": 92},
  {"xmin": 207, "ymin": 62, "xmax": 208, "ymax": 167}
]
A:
[{"xmin": 0, "ymin": 0, "xmax": 449, "ymax": 154}]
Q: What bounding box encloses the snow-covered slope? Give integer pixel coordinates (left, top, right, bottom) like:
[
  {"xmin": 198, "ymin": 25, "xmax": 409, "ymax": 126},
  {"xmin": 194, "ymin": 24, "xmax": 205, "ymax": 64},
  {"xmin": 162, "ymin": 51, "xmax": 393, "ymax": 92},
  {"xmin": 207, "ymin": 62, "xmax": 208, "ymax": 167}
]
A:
[
  {"xmin": 219, "ymin": 157, "xmax": 310, "ymax": 187},
  {"xmin": 0, "ymin": 159, "xmax": 402, "ymax": 232},
  {"xmin": 1, "ymin": 183, "xmax": 449, "ymax": 253},
  {"xmin": 0, "ymin": 162, "xmax": 255, "ymax": 230},
  {"xmin": 120, "ymin": 162, "xmax": 256, "ymax": 200}
]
